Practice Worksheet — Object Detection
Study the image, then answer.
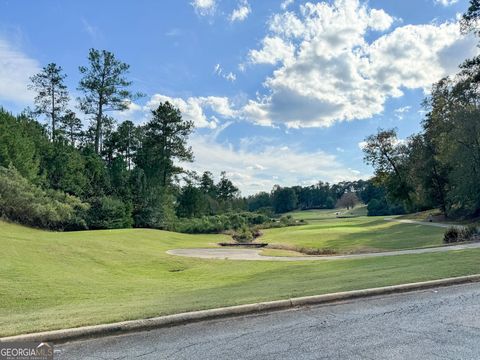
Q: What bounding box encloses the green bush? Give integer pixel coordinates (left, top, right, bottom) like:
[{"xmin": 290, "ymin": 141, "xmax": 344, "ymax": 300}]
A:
[
  {"xmin": 444, "ymin": 227, "xmax": 461, "ymax": 243},
  {"xmin": 0, "ymin": 165, "xmax": 89, "ymax": 230},
  {"xmin": 444, "ymin": 225, "xmax": 479, "ymax": 244},
  {"xmin": 232, "ymin": 225, "xmax": 254, "ymax": 243},
  {"xmin": 174, "ymin": 212, "xmax": 272, "ymax": 234},
  {"xmin": 87, "ymin": 196, "xmax": 133, "ymax": 229},
  {"xmin": 463, "ymin": 225, "xmax": 479, "ymax": 240}
]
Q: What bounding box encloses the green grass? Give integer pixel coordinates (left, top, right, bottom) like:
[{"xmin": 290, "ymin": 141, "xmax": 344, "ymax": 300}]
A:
[
  {"xmin": 263, "ymin": 209, "xmax": 445, "ymax": 254},
  {"xmin": 1, "ymin": 217, "xmax": 480, "ymax": 337},
  {"xmin": 287, "ymin": 206, "xmax": 367, "ymax": 221}
]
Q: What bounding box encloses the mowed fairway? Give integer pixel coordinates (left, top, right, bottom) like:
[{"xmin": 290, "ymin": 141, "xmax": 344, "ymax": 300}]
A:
[
  {"xmin": 262, "ymin": 208, "xmax": 445, "ymax": 254},
  {"xmin": 2, "ymin": 218, "xmax": 480, "ymax": 337}
]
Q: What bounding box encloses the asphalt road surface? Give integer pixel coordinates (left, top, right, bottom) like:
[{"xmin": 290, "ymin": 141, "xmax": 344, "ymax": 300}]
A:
[{"xmin": 56, "ymin": 282, "xmax": 480, "ymax": 359}]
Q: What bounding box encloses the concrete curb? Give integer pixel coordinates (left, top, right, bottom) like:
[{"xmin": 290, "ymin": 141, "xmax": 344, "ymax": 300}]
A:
[{"xmin": 2, "ymin": 274, "xmax": 480, "ymax": 344}]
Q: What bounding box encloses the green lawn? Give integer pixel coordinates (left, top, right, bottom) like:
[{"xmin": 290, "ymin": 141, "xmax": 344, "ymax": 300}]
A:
[
  {"xmin": 262, "ymin": 209, "xmax": 445, "ymax": 254},
  {"xmin": 1, "ymin": 218, "xmax": 479, "ymax": 337},
  {"xmin": 287, "ymin": 206, "xmax": 368, "ymax": 221}
]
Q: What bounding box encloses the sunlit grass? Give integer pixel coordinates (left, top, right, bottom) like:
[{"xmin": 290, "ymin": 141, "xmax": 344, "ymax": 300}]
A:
[
  {"xmin": 1, "ymin": 218, "xmax": 479, "ymax": 336},
  {"xmin": 262, "ymin": 210, "xmax": 444, "ymax": 254}
]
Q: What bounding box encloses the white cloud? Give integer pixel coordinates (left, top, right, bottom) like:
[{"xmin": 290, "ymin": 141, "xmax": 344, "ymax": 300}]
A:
[
  {"xmin": 224, "ymin": 72, "xmax": 237, "ymax": 81},
  {"xmin": 191, "ymin": 0, "xmax": 216, "ymax": 16},
  {"xmin": 229, "ymin": 0, "xmax": 251, "ymax": 22},
  {"xmin": 369, "ymin": 9, "xmax": 395, "ymax": 31},
  {"xmin": 394, "ymin": 105, "xmax": 411, "ymax": 120},
  {"xmin": 358, "ymin": 141, "xmax": 368, "ymax": 150},
  {"xmin": 242, "ymin": 0, "xmax": 478, "ymax": 128},
  {"xmin": 394, "ymin": 106, "xmax": 411, "ymax": 114},
  {"xmin": 81, "ymin": 18, "xmax": 102, "ymax": 42},
  {"xmin": 248, "ymin": 37, "xmax": 295, "ymax": 65},
  {"xmin": 184, "ymin": 135, "xmax": 368, "ymax": 195},
  {"xmin": 281, "ymin": 0, "xmax": 295, "ymax": 10},
  {"xmin": 146, "ymin": 94, "xmax": 237, "ymax": 129},
  {"xmin": 0, "ymin": 37, "xmax": 39, "ymax": 104},
  {"xmin": 358, "ymin": 137, "xmax": 407, "ymax": 150},
  {"xmin": 435, "ymin": 0, "xmax": 458, "ymax": 6},
  {"xmin": 214, "ymin": 63, "xmax": 237, "ymax": 82}
]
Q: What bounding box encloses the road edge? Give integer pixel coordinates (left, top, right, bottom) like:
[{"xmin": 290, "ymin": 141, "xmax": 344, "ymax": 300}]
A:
[{"xmin": 2, "ymin": 274, "xmax": 480, "ymax": 343}]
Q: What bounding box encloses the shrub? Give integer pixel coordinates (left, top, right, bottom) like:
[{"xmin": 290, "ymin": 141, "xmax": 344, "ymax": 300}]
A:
[
  {"xmin": 268, "ymin": 244, "xmax": 337, "ymax": 255},
  {"xmin": 463, "ymin": 225, "xmax": 479, "ymax": 240},
  {"xmin": 0, "ymin": 165, "xmax": 89, "ymax": 230},
  {"xmin": 280, "ymin": 215, "xmax": 295, "ymax": 226},
  {"xmin": 87, "ymin": 196, "xmax": 133, "ymax": 229},
  {"xmin": 175, "ymin": 212, "xmax": 272, "ymax": 234},
  {"xmin": 444, "ymin": 227, "xmax": 461, "ymax": 243},
  {"xmin": 444, "ymin": 225, "xmax": 480, "ymax": 244},
  {"xmin": 232, "ymin": 225, "xmax": 254, "ymax": 243}
]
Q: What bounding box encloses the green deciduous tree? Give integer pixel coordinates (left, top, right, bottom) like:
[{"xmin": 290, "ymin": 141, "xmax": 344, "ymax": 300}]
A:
[{"xmin": 363, "ymin": 129, "xmax": 412, "ymax": 206}]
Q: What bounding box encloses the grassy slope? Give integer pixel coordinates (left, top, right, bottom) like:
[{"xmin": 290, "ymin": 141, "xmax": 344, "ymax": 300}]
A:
[
  {"xmin": 287, "ymin": 206, "xmax": 367, "ymax": 220},
  {"xmin": 262, "ymin": 209, "xmax": 445, "ymax": 253},
  {"xmin": 1, "ymin": 218, "xmax": 480, "ymax": 336}
]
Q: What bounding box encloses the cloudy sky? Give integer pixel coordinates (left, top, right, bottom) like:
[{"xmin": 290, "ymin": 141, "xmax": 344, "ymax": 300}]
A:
[{"xmin": 0, "ymin": 0, "xmax": 476, "ymax": 194}]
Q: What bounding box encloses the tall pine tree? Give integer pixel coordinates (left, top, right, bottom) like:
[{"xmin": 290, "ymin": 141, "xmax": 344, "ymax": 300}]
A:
[{"xmin": 29, "ymin": 63, "xmax": 69, "ymax": 141}]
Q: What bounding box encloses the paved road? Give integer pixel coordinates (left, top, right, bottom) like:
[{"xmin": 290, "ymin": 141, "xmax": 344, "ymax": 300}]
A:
[
  {"xmin": 167, "ymin": 241, "xmax": 480, "ymax": 261},
  {"xmin": 56, "ymin": 282, "xmax": 480, "ymax": 359}
]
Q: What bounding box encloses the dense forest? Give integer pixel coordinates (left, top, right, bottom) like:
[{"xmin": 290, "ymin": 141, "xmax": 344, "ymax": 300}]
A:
[{"xmin": 2, "ymin": 1, "xmax": 480, "ymax": 233}]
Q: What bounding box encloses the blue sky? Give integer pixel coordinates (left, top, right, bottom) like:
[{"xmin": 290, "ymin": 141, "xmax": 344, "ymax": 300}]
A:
[{"xmin": 0, "ymin": 0, "xmax": 476, "ymax": 194}]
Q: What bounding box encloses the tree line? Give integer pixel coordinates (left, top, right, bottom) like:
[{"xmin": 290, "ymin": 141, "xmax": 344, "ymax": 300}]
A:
[
  {"xmin": 244, "ymin": 180, "xmax": 399, "ymax": 216},
  {"xmin": 0, "ymin": 48, "xmax": 244, "ymax": 230},
  {"xmin": 2, "ymin": 48, "xmax": 379, "ymax": 232},
  {"xmin": 5, "ymin": 0, "xmax": 480, "ymax": 232}
]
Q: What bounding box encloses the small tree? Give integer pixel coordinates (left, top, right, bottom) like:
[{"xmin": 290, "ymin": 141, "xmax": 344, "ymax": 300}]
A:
[
  {"xmin": 60, "ymin": 110, "xmax": 83, "ymax": 146},
  {"xmin": 29, "ymin": 63, "xmax": 70, "ymax": 141},
  {"xmin": 336, "ymin": 192, "xmax": 359, "ymax": 210}
]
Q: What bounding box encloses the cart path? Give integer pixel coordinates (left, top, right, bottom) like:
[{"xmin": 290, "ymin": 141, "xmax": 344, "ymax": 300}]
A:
[
  {"xmin": 384, "ymin": 217, "xmax": 463, "ymax": 228},
  {"xmin": 167, "ymin": 241, "xmax": 480, "ymax": 261},
  {"xmin": 167, "ymin": 218, "xmax": 475, "ymax": 261}
]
